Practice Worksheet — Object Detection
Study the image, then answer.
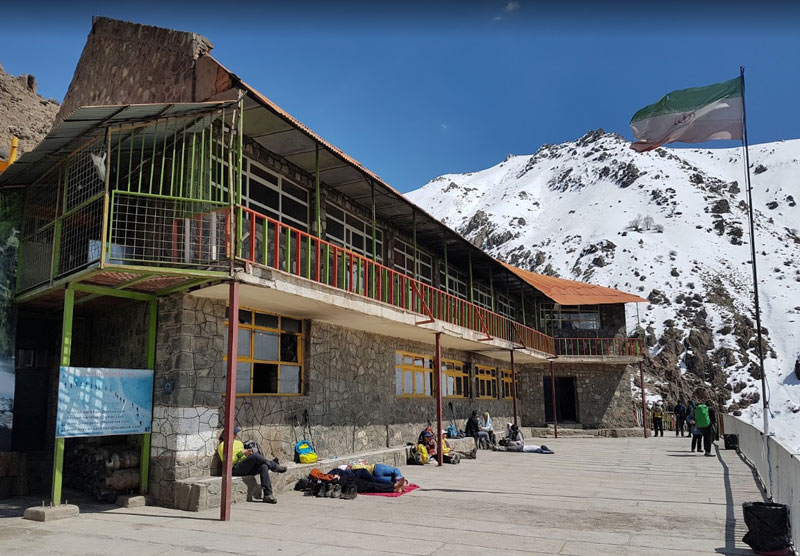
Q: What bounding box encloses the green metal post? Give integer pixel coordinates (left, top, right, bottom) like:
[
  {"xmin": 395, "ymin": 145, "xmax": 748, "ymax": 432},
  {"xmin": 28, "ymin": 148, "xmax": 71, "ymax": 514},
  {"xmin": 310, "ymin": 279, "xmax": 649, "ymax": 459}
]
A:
[
  {"xmin": 189, "ymin": 133, "xmax": 197, "ymax": 199},
  {"xmin": 315, "ymin": 143, "xmax": 321, "ymax": 238},
  {"xmin": 468, "ymin": 252, "xmax": 474, "ymax": 330},
  {"xmin": 199, "ymin": 128, "xmax": 205, "ymax": 199},
  {"xmin": 236, "ymin": 99, "xmax": 244, "ymax": 259},
  {"xmin": 443, "ymin": 235, "xmax": 449, "ymax": 293},
  {"xmin": 159, "ymin": 120, "xmax": 168, "ymax": 196},
  {"xmin": 490, "ymin": 272, "xmax": 495, "ymax": 312},
  {"xmin": 128, "ymin": 128, "xmax": 134, "ymax": 192},
  {"xmin": 140, "ymin": 299, "xmax": 157, "ymax": 494},
  {"xmin": 149, "ymin": 121, "xmax": 158, "ymax": 194},
  {"xmin": 521, "ymin": 292, "xmax": 527, "ymax": 326},
  {"xmin": 116, "ymin": 128, "xmax": 122, "ymax": 193},
  {"xmin": 412, "ymin": 210, "xmax": 417, "ymax": 280},
  {"xmin": 51, "ymin": 286, "xmax": 75, "ymax": 505},
  {"xmin": 371, "ymin": 181, "xmax": 377, "ymax": 297},
  {"xmin": 138, "ymin": 124, "xmax": 146, "ymax": 192}
]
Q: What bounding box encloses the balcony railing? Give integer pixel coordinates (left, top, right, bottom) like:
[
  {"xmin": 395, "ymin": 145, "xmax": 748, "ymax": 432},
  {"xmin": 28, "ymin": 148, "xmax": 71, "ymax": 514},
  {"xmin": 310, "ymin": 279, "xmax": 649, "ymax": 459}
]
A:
[
  {"xmin": 239, "ymin": 206, "xmax": 555, "ymax": 355},
  {"xmin": 553, "ymin": 337, "xmax": 643, "ymax": 358}
]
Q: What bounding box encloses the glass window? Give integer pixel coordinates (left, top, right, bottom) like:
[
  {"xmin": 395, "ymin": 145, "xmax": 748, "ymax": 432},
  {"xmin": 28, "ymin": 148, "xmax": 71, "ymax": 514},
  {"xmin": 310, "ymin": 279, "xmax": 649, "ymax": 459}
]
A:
[
  {"xmin": 475, "ymin": 365, "xmax": 498, "ymax": 400},
  {"xmin": 243, "ymin": 157, "xmax": 309, "ymax": 231},
  {"xmin": 226, "ymin": 308, "xmax": 304, "ymax": 395},
  {"xmin": 441, "ymin": 359, "xmax": 469, "ymax": 399},
  {"xmin": 326, "ymin": 202, "xmax": 383, "ymax": 260},
  {"xmin": 501, "ymin": 369, "xmax": 517, "ymax": 400},
  {"xmin": 395, "ymin": 350, "xmax": 433, "ymax": 398}
]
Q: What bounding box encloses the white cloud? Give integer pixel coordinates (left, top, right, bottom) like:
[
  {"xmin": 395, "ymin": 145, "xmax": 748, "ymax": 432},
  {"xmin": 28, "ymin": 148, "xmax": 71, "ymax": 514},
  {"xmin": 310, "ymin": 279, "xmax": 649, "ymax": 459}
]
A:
[
  {"xmin": 505, "ymin": 1, "xmax": 520, "ymax": 12},
  {"xmin": 441, "ymin": 123, "xmax": 448, "ymax": 130},
  {"xmin": 493, "ymin": 15, "xmax": 503, "ymax": 21}
]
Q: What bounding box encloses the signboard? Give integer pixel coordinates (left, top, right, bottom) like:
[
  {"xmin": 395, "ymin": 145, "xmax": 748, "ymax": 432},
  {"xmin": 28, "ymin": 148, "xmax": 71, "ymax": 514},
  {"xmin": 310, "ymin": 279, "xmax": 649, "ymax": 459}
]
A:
[{"xmin": 56, "ymin": 366, "xmax": 154, "ymax": 438}]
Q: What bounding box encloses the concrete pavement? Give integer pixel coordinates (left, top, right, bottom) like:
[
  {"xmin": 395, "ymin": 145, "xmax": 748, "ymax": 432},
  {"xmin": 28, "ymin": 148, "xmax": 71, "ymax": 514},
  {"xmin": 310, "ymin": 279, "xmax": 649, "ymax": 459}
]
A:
[{"xmin": 0, "ymin": 436, "xmax": 763, "ymax": 555}]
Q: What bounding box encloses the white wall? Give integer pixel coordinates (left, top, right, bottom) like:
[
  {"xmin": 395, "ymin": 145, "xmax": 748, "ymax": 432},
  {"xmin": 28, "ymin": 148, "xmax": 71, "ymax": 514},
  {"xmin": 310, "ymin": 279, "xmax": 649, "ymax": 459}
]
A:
[{"xmin": 722, "ymin": 415, "xmax": 799, "ymax": 541}]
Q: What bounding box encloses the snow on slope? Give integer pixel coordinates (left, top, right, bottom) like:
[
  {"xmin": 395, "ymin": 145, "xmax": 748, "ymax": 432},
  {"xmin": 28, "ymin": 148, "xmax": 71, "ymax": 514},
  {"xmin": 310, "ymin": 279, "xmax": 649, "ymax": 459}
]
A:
[{"xmin": 407, "ymin": 130, "xmax": 800, "ymax": 450}]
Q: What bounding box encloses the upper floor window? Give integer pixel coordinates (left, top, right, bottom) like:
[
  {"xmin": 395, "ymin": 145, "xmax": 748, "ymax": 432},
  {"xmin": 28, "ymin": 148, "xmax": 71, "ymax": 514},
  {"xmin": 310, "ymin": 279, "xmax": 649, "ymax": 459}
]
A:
[
  {"xmin": 243, "ymin": 157, "xmax": 309, "ymax": 232},
  {"xmin": 394, "ymin": 239, "xmax": 432, "ymax": 284},
  {"xmin": 326, "ymin": 204, "xmax": 383, "ymax": 260},
  {"xmin": 541, "ymin": 303, "xmax": 601, "ymax": 332},
  {"xmin": 439, "ymin": 265, "xmax": 468, "ymax": 300}
]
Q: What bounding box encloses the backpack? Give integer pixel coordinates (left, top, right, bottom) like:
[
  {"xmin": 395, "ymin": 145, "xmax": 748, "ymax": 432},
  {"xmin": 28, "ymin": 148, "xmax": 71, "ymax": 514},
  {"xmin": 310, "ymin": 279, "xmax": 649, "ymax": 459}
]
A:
[
  {"xmin": 695, "ymin": 405, "xmax": 711, "ymax": 428},
  {"xmin": 295, "ymin": 440, "xmax": 317, "ymax": 464},
  {"xmin": 446, "ymin": 424, "xmax": 464, "ymax": 439}
]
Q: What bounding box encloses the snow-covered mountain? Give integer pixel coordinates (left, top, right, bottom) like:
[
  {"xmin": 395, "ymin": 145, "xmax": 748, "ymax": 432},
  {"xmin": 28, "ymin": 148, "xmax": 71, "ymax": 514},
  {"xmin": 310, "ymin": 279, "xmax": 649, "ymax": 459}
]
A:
[{"xmin": 407, "ymin": 130, "xmax": 800, "ymax": 450}]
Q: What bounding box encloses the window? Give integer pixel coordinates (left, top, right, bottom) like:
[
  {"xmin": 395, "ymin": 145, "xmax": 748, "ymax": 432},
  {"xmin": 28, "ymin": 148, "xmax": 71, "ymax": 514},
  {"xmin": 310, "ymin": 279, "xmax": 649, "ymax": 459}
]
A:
[
  {"xmin": 496, "ymin": 293, "xmax": 514, "ymax": 319},
  {"xmin": 441, "ymin": 359, "xmax": 469, "ymax": 398},
  {"xmin": 540, "ymin": 303, "xmax": 601, "ymax": 332},
  {"xmin": 475, "ymin": 365, "xmax": 498, "ymax": 399},
  {"xmin": 393, "ymin": 239, "xmax": 433, "ymax": 284},
  {"xmin": 501, "ymin": 369, "xmax": 517, "ymax": 400},
  {"xmin": 243, "ymin": 157, "xmax": 309, "ymax": 231},
  {"xmin": 326, "ymin": 204, "xmax": 383, "ymax": 260},
  {"xmin": 227, "ymin": 308, "xmax": 303, "ymax": 395},
  {"xmin": 439, "ymin": 265, "xmax": 468, "ymax": 300},
  {"xmin": 395, "ymin": 351, "xmax": 433, "ymax": 397},
  {"xmin": 473, "ymin": 282, "xmax": 493, "ymax": 311}
]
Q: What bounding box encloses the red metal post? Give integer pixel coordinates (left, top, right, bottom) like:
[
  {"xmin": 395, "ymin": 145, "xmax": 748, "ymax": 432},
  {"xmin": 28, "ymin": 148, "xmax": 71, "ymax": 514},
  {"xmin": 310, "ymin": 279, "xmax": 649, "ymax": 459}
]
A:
[
  {"xmin": 639, "ymin": 361, "xmax": 648, "ymax": 438},
  {"xmin": 220, "ymin": 280, "xmax": 239, "ymax": 521},
  {"xmin": 550, "ymin": 360, "xmax": 558, "ymax": 439},
  {"xmin": 434, "ymin": 332, "xmax": 444, "ymax": 467},
  {"xmin": 510, "ymin": 349, "xmax": 518, "ymax": 426}
]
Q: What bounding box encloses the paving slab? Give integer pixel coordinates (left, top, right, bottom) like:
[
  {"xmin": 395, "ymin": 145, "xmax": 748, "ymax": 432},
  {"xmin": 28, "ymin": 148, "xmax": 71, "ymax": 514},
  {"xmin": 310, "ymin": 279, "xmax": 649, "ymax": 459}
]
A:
[{"xmin": 0, "ymin": 436, "xmax": 763, "ymax": 555}]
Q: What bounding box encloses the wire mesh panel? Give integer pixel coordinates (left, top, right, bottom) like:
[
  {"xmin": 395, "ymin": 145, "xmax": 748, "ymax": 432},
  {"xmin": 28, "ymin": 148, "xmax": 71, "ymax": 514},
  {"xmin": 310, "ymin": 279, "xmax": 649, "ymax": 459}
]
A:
[
  {"xmin": 17, "ymin": 225, "xmax": 54, "ymax": 290},
  {"xmin": 63, "ymin": 136, "xmax": 107, "ymax": 213},
  {"xmin": 109, "ymin": 192, "xmax": 229, "ymax": 268},
  {"xmin": 57, "ymin": 197, "xmax": 104, "ymax": 277}
]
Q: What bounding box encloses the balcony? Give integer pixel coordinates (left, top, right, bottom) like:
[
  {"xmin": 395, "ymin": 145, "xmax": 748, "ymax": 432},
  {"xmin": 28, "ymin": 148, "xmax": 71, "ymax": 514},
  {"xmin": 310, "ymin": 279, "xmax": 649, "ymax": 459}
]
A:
[
  {"xmin": 10, "ymin": 101, "xmax": 556, "ymax": 361},
  {"xmin": 553, "ymin": 337, "xmax": 644, "ymax": 363}
]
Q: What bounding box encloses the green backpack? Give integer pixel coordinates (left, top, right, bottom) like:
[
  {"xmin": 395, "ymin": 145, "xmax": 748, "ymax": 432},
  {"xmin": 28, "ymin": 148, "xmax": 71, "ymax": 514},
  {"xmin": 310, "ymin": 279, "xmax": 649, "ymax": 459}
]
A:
[{"xmin": 695, "ymin": 405, "xmax": 711, "ymax": 428}]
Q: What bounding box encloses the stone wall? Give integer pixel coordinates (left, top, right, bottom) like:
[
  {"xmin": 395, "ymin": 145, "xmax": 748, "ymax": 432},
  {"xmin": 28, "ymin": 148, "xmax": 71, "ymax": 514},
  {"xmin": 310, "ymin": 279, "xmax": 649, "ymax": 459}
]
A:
[
  {"xmin": 57, "ymin": 17, "xmax": 213, "ymax": 123},
  {"xmin": 146, "ymin": 292, "xmax": 515, "ymax": 506},
  {"xmin": 518, "ymin": 362, "xmax": 634, "ymax": 428}
]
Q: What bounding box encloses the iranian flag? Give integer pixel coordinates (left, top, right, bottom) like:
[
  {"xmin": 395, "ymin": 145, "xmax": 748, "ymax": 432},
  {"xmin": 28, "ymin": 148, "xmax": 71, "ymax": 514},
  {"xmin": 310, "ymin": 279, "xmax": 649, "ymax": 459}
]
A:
[{"xmin": 630, "ymin": 77, "xmax": 743, "ymax": 152}]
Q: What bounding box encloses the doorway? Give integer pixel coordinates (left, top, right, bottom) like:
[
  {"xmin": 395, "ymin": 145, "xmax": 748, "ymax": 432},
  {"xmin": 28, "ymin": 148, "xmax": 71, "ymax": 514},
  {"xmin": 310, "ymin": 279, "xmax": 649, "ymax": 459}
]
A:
[{"xmin": 543, "ymin": 376, "xmax": 578, "ymax": 423}]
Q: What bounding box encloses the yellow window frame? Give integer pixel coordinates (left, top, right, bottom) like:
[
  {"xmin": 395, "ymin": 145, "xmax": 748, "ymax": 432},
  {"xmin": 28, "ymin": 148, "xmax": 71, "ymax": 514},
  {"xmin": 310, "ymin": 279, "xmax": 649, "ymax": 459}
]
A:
[
  {"xmin": 395, "ymin": 350, "xmax": 433, "ymax": 398},
  {"xmin": 225, "ymin": 307, "xmax": 304, "ymax": 396},
  {"xmin": 442, "ymin": 358, "xmax": 469, "ymax": 399},
  {"xmin": 475, "ymin": 364, "xmax": 498, "ymax": 400},
  {"xmin": 500, "ymin": 369, "xmax": 517, "ymax": 400}
]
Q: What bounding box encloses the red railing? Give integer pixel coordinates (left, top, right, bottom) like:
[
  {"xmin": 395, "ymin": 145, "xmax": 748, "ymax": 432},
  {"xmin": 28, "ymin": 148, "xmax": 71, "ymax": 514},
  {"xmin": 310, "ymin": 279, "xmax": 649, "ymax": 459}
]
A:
[
  {"xmin": 554, "ymin": 337, "xmax": 643, "ymax": 358},
  {"xmin": 238, "ymin": 206, "xmax": 555, "ymax": 355}
]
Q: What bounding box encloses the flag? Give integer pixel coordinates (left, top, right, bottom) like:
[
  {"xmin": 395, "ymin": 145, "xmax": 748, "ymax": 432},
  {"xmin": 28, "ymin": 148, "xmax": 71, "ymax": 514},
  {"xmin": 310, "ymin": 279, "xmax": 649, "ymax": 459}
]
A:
[{"xmin": 629, "ymin": 77, "xmax": 743, "ymax": 152}]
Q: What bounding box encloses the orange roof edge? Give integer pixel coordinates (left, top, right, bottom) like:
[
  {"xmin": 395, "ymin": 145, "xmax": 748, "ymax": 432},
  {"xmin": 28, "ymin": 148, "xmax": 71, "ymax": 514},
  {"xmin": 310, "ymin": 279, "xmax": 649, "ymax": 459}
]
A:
[{"xmin": 501, "ymin": 262, "xmax": 649, "ymax": 305}]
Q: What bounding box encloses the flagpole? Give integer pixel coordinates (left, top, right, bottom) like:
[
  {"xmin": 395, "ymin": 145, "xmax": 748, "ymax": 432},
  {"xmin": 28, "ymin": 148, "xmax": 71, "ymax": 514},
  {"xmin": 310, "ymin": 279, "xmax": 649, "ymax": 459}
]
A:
[{"xmin": 740, "ymin": 65, "xmax": 769, "ymax": 437}]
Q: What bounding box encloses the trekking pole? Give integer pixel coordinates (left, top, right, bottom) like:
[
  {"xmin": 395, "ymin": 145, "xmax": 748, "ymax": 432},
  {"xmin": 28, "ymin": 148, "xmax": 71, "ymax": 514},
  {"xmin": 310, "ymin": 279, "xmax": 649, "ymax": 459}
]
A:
[
  {"xmin": 303, "ymin": 409, "xmax": 317, "ymax": 455},
  {"xmin": 291, "ymin": 415, "xmax": 299, "ymax": 445}
]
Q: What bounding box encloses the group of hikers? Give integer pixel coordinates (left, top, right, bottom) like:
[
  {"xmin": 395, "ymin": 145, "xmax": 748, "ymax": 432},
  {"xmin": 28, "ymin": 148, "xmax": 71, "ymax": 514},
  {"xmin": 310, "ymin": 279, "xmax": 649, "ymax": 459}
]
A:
[
  {"xmin": 464, "ymin": 410, "xmax": 553, "ymax": 454},
  {"xmin": 649, "ymin": 399, "xmax": 718, "ymax": 456},
  {"xmin": 218, "ymin": 409, "xmax": 554, "ymax": 504}
]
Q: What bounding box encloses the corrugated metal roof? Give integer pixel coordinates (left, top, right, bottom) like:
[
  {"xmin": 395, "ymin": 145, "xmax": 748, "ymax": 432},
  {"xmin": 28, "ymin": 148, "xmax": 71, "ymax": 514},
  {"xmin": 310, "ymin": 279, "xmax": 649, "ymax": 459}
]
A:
[
  {"xmin": 0, "ymin": 101, "xmax": 237, "ymax": 188},
  {"xmin": 501, "ymin": 262, "xmax": 649, "ymax": 305}
]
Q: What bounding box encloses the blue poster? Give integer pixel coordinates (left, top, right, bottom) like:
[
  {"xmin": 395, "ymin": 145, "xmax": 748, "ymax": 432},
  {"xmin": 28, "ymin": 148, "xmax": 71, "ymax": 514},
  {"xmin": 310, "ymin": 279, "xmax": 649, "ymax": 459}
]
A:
[{"xmin": 56, "ymin": 367, "xmax": 154, "ymax": 438}]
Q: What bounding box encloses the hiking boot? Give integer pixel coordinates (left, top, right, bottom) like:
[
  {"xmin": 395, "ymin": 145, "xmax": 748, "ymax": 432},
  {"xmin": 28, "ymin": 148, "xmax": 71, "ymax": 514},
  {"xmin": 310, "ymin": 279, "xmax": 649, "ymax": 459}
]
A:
[
  {"xmin": 704, "ymin": 452, "xmax": 714, "ymax": 457},
  {"xmin": 313, "ymin": 482, "xmax": 325, "ymax": 497},
  {"xmin": 272, "ymin": 456, "xmax": 280, "ymax": 464},
  {"xmin": 323, "ymin": 483, "xmax": 333, "ymax": 497},
  {"xmin": 329, "ymin": 484, "xmax": 342, "ymax": 499},
  {"xmin": 275, "ymin": 465, "xmax": 288, "ymax": 473},
  {"xmin": 263, "ymin": 494, "xmax": 277, "ymax": 504},
  {"xmin": 341, "ymin": 484, "xmax": 357, "ymax": 500}
]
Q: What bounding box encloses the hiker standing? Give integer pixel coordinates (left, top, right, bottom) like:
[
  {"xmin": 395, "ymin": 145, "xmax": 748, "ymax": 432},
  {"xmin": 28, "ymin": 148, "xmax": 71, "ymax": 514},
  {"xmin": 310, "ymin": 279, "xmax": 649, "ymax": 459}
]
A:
[
  {"xmin": 218, "ymin": 426, "xmax": 287, "ymax": 503},
  {"xmin": 673, "ymin": 400, "xmax": 686, "ymax": 437},
  {"xmin": 694, "ymin": 402, "xmax": 714, "ymax": 457},
  {"xmin": 650, "ymin": 401, "xmax": 665, "ymax": 437}
]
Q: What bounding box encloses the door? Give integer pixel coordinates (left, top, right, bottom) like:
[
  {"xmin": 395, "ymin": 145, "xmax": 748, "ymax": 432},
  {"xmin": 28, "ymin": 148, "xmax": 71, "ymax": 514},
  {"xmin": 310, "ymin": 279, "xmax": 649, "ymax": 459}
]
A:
[{"xmin": 543, "ymin": 376, "xmax": 578, "ymax": 423}]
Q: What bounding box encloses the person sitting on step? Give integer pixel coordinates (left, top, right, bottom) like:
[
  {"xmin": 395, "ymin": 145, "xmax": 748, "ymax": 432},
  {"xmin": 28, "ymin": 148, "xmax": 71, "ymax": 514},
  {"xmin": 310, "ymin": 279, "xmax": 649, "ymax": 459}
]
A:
[{"xmin": 218, "ymin": 426, "xmax": 287, "ymax": 504}]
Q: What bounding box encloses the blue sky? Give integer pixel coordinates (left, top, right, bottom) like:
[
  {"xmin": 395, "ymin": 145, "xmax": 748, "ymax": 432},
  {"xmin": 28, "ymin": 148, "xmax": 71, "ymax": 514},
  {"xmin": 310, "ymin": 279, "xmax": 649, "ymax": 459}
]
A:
[{"xmin": 4, "ymin": 1, "xmax": 800, "ymax": 192}]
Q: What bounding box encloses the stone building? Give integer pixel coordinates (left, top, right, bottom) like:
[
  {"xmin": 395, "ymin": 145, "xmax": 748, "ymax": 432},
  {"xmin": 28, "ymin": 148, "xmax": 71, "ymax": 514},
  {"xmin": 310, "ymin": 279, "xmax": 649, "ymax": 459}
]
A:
[{"xmin": 0, "ymin": 17, "xmax": 646, "ymax": 508}]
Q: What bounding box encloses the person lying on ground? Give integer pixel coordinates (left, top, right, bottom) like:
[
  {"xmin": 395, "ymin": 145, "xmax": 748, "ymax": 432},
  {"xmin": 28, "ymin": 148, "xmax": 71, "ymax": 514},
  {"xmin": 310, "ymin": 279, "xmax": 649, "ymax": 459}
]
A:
[
  {"xmin": 465, "ymin": 410, "xmax": 491, "ymax": 446},
  {"xmin": 218, "ymin": 426, "xmax": 287, "ymax": 504},
  {"xmin": 328, "ymin": 463, "xmax": 409, "ymax": 493},
  {"xmin": 491, "ymin": 440, "xmax": 553, "ymax": 454}
]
